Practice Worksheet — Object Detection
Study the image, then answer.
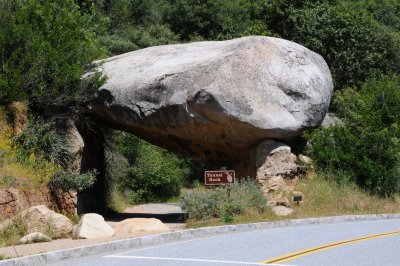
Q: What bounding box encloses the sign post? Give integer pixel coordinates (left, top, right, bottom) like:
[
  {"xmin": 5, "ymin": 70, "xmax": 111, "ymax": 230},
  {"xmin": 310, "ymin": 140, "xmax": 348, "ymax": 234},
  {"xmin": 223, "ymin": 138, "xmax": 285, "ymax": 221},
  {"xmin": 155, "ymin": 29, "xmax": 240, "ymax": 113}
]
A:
[
  {"xmin": 204, "ymin": 170, "xmax": 235, "ymax": 198},
  {"xmin": 226, "ymin": 183, "xmax": 231, "ymax": 199}
]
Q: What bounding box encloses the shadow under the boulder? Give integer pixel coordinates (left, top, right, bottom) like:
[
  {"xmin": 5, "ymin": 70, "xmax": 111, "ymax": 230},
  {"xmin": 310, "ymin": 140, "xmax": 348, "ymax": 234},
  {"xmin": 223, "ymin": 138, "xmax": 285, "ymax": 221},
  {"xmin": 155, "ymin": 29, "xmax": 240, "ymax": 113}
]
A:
[{"xmin": 105, "ymin": 211, "xmax": 187, "ymax": 224}]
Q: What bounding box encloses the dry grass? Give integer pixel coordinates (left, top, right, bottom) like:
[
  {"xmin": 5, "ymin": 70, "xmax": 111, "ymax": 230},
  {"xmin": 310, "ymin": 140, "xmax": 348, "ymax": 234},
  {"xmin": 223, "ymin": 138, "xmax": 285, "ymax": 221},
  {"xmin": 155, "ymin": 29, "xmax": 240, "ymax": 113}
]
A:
[
  {"xmin": 0, "ymin": 215, "xmax": 28, "ymax": 247},
  {"xmin": 0, "ymin": 109, "xmax": 59, "ymax": 189},
  {"xmin": 108, "ymin": 189, "xmax": 130, "ymax": 213},
  {"xmin": 292, "ymin": 173, "xmax": 400, "ymax": 217},
  {"xmin": 186, "ymin": 173, "xmax": 400, "ymax": 228}
]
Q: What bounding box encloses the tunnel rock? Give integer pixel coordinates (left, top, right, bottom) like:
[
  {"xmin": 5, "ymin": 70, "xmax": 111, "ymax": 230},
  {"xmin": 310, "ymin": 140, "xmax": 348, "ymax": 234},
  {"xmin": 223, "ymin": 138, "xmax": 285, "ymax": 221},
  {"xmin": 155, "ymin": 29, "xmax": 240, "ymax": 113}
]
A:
[{"xmin": 90, "ymin": 36, "xmax": 333, "ymax": 165}]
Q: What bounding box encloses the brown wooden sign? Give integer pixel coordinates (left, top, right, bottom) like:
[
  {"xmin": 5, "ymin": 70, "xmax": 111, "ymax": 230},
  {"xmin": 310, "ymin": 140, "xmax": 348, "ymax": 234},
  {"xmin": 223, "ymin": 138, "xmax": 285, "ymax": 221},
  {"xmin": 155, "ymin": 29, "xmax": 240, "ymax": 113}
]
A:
[{"xmin": 204, "ymin": 170, "xmax": 235, "ymax": 185}]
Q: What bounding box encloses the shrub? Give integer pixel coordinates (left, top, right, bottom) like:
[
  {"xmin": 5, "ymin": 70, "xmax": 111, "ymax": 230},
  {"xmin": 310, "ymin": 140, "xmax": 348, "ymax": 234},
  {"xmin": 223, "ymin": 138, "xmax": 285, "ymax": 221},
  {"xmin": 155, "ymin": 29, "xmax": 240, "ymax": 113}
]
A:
[
  {"xmin": 306, "ymin": 75, "xmax": 400, "ymax": 196},
  {"xmin": 180, "ymin": 187, "xmax": 226, "ymax": 220},
  {"xmin": 13, "ymin": 120, "xmax": 70, "ymax": 167},
  {"xmin": 99, "ymin": 34, "xmax": 139, "ymax": 56},
  {"xmin": 0, "ymin": 215, "xmax": 28, "ymax": 247},
  {"xmin": 49, "ymin": 170, "xmax": 97, "ymax": 192},
  {"xmin": 0, "ymin": 115, "xmax": 60, "ymax": 189},
  {"xmin": 0, "ymin": 175, "xmax": 18, "ymax": 187},
  {"xmin": 163, "ymin": 0, "xmax": 267, "ymax": 41},
  {"xmin": 124, "ymin": 138, "xmax": 190, "ymax": 202},
  {"xmin": 113, "ymin": 132, "xmax": 192, "ymax": 203},
  {"xmin": 104, "ymin": 135, "xmax": 130, "ymax": 211},
  {"xmin": 0, "ymin": 0, "xmax": 105, "ymax": 115},
  {"xmin": 180, "ymin": 179, "xmax": 266, "ymax": 221}
]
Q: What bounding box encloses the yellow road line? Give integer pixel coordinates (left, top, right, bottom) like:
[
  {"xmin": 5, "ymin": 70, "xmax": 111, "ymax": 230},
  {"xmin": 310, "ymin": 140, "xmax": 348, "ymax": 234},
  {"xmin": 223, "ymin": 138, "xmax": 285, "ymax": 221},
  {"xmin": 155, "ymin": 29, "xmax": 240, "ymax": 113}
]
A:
[{"xmin": 260, "ymin": 230, "xmax": 400, "ymax": 264}]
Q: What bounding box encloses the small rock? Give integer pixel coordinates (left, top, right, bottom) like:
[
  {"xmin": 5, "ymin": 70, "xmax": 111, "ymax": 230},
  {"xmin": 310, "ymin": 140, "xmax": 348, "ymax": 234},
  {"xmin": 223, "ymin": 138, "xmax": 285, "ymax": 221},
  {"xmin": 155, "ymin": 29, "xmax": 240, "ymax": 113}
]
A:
[
  {"xmin": 267, "ymin": 193, "xmax": 291, "ymax": 207},
  {"xmin": 114, "ymin": 218, "xmax": 170, "ymax": 236},
  {"xmin": 272, "ymin": 206, "xmax": 293, "ymax": 216},
  {"xmin": 298, "ymin": 154, "xmax": 312, "ymax": 165},
  {"xmin": 18, "ymin": 232, "xmax": 51, "ymax": 244},
  {"xmin": 321, "ymin": 112, "xmax": 342, "ymax": 128},
  {"xmin": 73, "ymin": 213, "xmax": 114, "ymax": 239},
  {"xmin": 276, "ymin": 196, "xmax": 291, "ymax": 207}
]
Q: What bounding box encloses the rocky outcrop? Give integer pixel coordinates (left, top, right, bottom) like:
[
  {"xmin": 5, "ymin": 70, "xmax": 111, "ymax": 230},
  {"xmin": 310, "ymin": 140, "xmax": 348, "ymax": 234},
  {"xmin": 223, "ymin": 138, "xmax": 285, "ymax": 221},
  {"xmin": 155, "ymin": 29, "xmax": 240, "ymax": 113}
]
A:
[
  {"xmin": 55, "ymin": 118, "xmax": 85, "ymax": 174},
  {"xmin": 255, "ymin": 140, "xmax": 300, "ymax": 190},
  {"xmin": 235, "ymin": 140, "xmax": 307, "ymax": 207},
  {"xmin": 0, "ymin": 188, "xmax": 76, "ymax": 220},
  {"xmin": 8, "ymin": 102, "xmax": 28, "ymax": 134},
  {"xmin": 90, "ymin": 36, "xmax": 333, "ymax": 166},
  {"xmin": 114, "ymin": 218, "xmax": 170, "ymax": 236},
  {"xmin": 73, "ymin": 213, "xmax": 114, "ymax": 239},
  {"xmin": 23, "ymin": 205, "xmax": 73, "ymax": 238}
]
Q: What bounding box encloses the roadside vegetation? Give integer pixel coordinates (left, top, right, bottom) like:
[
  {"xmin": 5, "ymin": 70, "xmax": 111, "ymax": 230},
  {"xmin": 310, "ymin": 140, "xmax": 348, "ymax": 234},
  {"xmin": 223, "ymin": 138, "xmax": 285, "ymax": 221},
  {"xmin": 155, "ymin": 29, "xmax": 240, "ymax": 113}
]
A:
[
  {"xmin": 305, "ymin": 76, "xmax": 400, "ymax": 197},
  {"xmin": 0, "ymin": 214, "xmax": 54, "ymax": 247},
  {"xmin": 186, "ymin": 173, "xmax": 400, "ymax": 228},
  {"xmin": 0, "ymin": 0, "xmax": 399, "ymax": 222},
  {"xmin": 0, "ymin": 109, "xmax": 60, "ymax": 189},
  {"xmin": 0, "ymin": 108, "xmax": 97, "ymax": 191},
  {"xmin": 181, "ymin": 180, "xmax": 266, "ymax": 223},
  {"xmin": 0, "ymin": 216, "xmax": 28, "ymax": 247}
]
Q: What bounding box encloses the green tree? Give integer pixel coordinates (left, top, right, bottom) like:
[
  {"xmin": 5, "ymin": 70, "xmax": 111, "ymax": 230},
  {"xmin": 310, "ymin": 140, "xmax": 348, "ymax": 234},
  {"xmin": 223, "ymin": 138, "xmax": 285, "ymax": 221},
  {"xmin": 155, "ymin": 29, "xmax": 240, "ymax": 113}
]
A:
[
  {"xmin": 261, "ymin": 1, "xmax": 400, "ymax": 89},
  {"xmin": 114, "ymin": 132, "xmax": 192, "ymax": 203},
  {"xmin": 306, "ymin": 75, "xmax": 400, "ymax": 196},
  {"xmin": 163, "ymin": 0, "xmax": 267, "ymax": 41},
  {"xmin": 216, "ymin": 0, "xmax": 268, "ymax": 39},
  {"xmin": 96, "ymin": 0, "xmax": 178, "ymax": 55},
  {"xmin": 344, "ymin": 0, "xmax": 400, "ymax": 30},
  {"xmin": 0, "ymin": 0, "xmax": 105, "ymax": 115},
  {"xmin": 163, "ymin": 0, "xmax": 223, "ymax": 40}
]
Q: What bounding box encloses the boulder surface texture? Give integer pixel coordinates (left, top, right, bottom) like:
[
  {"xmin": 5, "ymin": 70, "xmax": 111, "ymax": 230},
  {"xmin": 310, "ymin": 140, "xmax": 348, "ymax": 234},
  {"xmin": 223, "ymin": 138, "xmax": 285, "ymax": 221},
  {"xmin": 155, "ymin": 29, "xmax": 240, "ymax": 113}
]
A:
[
  {"xmin": 24, "ymin": 205, "xmax": 72, "ymax": 238},
  {"xmin": 18, "ymin": 232, "xmax": 51, "ymax": 244},
  {"xmin": 114, "ymin": 218, "xmax": 170, "ymax": 236},
  {"xmin": 73, "ymin": 213, "xmax": 114, "ymax": 239},
  {"xmin": 91, "ymin": 36, "xmax": 333, "ymax": 165}
]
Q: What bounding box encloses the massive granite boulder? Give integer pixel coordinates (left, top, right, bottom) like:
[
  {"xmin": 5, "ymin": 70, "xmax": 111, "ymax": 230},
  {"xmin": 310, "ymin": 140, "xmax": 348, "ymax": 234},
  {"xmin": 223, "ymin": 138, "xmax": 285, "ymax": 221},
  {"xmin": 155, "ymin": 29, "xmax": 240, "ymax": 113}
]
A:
[{"xmin": 90, "ymin": 36, "xmax": 333, "ymax": 165}]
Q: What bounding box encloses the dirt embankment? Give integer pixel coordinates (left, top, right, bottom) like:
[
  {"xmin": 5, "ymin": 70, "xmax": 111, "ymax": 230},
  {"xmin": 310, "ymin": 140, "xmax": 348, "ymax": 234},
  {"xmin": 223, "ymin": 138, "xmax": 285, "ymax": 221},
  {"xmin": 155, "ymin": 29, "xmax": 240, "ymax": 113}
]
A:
[{"xmin": 0, "ymin": 188, "xmax": 76, "ymax": 219}]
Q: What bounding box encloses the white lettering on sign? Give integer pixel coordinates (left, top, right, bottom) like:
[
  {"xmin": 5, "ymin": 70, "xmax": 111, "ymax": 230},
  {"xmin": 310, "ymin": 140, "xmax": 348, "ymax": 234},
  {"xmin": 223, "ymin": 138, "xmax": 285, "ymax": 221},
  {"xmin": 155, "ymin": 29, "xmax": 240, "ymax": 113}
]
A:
[
  {"xmin": 204, "ymin": 170, "xmax": 235, "ymax": 185},
  {"xmin": 206, "ymin": 173, "xmax": 223, "ymax": 178}
]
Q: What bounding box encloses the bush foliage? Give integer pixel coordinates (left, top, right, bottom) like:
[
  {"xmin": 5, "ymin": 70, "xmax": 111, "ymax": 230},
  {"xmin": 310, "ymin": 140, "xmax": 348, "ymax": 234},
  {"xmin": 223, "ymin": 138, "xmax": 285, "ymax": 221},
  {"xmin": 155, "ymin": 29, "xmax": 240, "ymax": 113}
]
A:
[
  {"xmin": 0, "ymin": 112, "xmax": 60, "ymax": 189},
  {"xmin": 0, "ymin": 0, "xmax": 105, "ymax": 115},
  {"xmin": 306, "ymin": 76, "xmax": 400, "ymax": 196},
  {"xmin": 49, "ymin": 170, "xmax": 97, "ymax": 192},
  {"xmin": 0, "ymin": 215, "xmax": 28, "ymax": 247},
  {"xmin": 180, "ymin": 180, "xmax": 266, "ymax": 222},
  {"xmin": 110, "ymin": 132, "xmax": 193, "ymax": 203},
  {"xmin": 13, "ymin": 120, "xmax": 70, "ymax": 167}
]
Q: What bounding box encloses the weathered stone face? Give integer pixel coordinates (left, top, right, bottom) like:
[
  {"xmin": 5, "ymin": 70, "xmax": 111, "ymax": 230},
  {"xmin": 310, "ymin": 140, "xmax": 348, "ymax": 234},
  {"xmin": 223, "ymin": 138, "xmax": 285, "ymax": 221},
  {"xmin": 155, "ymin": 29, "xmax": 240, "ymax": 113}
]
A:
[
  {"xmin": 73, "ymin": 213, "xmax": 114, "ymax": 239},
  {"xmin": 90, "ymin": 36, "xmax": 333, "ymax": 165}
]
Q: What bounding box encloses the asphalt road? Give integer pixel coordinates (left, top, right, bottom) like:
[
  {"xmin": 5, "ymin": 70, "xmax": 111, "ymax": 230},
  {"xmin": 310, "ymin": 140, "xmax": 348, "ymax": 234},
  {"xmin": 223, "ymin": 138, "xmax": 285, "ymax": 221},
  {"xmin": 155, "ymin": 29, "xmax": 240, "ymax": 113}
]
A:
[{"xmin": 51, "ymin": 218, "xmax": 400, "ymax": 266}]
